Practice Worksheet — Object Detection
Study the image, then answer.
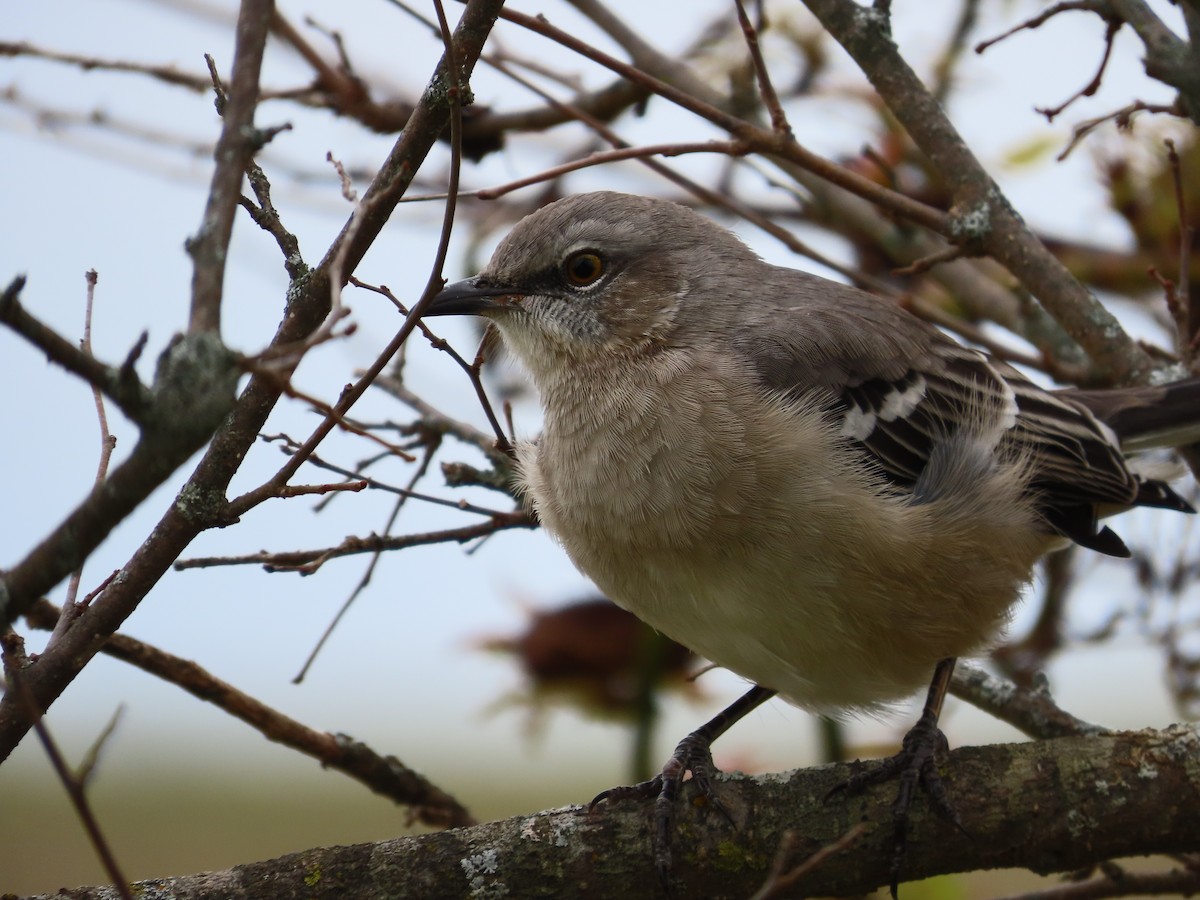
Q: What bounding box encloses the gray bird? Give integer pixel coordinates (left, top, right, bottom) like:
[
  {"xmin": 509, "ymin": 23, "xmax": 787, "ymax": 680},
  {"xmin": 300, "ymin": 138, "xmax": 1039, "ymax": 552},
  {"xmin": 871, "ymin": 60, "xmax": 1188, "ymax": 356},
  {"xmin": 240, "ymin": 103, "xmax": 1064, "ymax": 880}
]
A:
[{"xmin": 425, "ymin": 191, "xmax": 1198, "ymax": 886}]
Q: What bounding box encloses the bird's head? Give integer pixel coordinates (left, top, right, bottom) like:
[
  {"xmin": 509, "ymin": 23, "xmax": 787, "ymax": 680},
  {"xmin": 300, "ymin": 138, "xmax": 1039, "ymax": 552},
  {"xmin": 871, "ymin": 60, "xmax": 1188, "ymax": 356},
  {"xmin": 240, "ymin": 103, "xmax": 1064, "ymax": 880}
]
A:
[{"xmin": 425, "ymin": 192, "xmax": 759, "ymax": 376}]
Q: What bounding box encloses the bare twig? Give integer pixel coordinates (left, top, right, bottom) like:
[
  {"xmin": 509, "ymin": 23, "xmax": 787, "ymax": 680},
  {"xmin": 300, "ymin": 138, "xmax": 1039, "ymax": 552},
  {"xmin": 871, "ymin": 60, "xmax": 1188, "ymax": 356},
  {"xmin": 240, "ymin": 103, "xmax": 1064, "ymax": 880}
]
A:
[
  {"xmin": 1056, "ymin": 100, "xmax": 1180, "ymax": 161},
  {"xmin": 351, "ymin": 284, "xmax": 510, "ymax": 455},
  {"xmin": 1, "ymin": 631, "xmax": 134, "ymax": 900},
  {"xmin": 495, "ymin": 5, "xmax": 949, "ymax": 233},
  {"xmin": 749, "ymin": 823, "xmax": 868, "ymax": 900},
  {"xmin": 472, "ymin": 140, "xmax": 750, "ymax": 200},
  {"xmin": 20, "ymin": 599, "xmax": 475, "ymax": 829},
  {"xmin": 931, "ymin": 0, "xmax": 982, "ymax": 104},
  {"xmin": 975, "ymin": 2, "xmax": 1107, "ymax": 55},
  {"xmin": 1035, "ymin": 17, "xmax": 1121, "ymax": 122},
  {"xmin": 893, "ymin": 241, "xmax": 975, "ymax": 276},
  {"xmin": 0, "ymin": 0, "xmax": 507, "ymax": 764},
  {"xmin": 0, "ymin": 275, "xmax": 150, "ymax": 424},
  {"xmin": 734, "ymin": 0, "xmax": 792, "ymax": 137},
  {"xmin": 51, "ymin": 271, "xmax": 120, "ymax": 644},
  {"xmin": 293, "ymin": 438, "xmax": 442, "ymax": 683},
  {"xmin": 240, "ymin": 162, "xmax": 307, "ymax": 280},
  {"xmin": 0, "ymin": 39, "xmax": 214, "ymax": 90},
  {"xmin": 187, "ymin": 0, "xmax": 275, "ymax": 335},
  {"xmin": 174, "ymin": 513, "xmax": 534, "ymax": 572},
  {"xmin": 1160, "ymin": 139, "xmax": 1198, "ymax": 363},
  {"xmin": 371, "ymin": 375, "xmax": 500, "ymax": 459}
]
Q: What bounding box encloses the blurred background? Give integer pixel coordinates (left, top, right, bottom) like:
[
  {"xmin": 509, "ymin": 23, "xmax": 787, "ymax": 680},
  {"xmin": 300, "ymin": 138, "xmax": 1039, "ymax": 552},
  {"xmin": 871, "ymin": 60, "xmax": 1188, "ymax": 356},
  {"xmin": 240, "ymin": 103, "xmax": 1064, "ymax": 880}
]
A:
[{"xmin": 2, "ymin": 0, "xmax": 1197, "ymax": 895}]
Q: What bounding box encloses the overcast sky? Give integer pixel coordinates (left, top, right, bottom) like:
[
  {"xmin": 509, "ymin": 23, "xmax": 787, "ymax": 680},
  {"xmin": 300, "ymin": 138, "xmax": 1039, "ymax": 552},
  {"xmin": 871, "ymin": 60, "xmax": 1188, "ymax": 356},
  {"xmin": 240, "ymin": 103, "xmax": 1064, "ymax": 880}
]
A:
[{"xmin": 2, "ymin": 0, "xmax": 1196, "ymax": 889}]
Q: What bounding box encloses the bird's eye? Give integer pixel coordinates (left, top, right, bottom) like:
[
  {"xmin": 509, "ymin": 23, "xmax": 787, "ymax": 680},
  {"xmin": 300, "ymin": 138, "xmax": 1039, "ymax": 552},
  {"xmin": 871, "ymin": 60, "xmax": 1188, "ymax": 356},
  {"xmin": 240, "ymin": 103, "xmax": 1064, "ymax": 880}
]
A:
[{"xmin": 562, "ymin": 251, "xmax": 605, "ymax": 287}]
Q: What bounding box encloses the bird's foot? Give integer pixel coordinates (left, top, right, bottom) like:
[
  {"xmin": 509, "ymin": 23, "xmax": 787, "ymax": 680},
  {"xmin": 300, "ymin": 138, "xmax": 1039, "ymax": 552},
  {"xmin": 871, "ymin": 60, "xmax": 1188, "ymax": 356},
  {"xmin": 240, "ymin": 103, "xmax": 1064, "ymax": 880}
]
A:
[
  {"xmin": 591, "ymin": 729, "xmax": 734, "ymax": 885},
  {"xmin": 827, "ymin": 707, "xmax": 966, "ymax": 898}
]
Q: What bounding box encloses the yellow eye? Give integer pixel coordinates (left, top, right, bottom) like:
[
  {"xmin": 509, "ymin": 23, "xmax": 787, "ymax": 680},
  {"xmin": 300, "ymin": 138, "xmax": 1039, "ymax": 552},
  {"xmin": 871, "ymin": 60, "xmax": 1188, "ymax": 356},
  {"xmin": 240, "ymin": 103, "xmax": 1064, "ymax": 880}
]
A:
[{"xmin": 563, "ymin": 251, "xmax": 605, "ymax": 287}]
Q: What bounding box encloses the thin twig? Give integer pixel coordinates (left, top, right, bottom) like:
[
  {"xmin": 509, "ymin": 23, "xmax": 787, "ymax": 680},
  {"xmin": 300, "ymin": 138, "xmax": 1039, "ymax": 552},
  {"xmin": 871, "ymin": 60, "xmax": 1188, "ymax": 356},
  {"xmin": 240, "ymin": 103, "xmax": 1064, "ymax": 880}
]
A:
[
  {"xmin": 734, "ymin": 0, "xmax": 792, "ymax": 137},
  {"xmin": 1162, "ymin": 139, "xmax": 1197, "ymax": 363},
  {"xmin": 1056, "ymin": 100, "xmax": 1180, "ymax": 161},
  {"xmin": 749, "ymin": 823, "xmax": 868, "ymax": 900},
  {"xmin": 19, "ymin": 599, "xmax": 475, "ymax": 829},
  {"xmin": 350, "ymin": 277, "xmax": 512, "ymax": 454},
  {"xmin": 472, "ymin": 141, "xmax": 749, "ymax": 200},
  {"xmin": 173, "ymin": 514, "xmax": 534, "ymax": 572},
  {"xmin": 1035, "ymin": 17, "xmax": 1121, "ymax": 122},
  {"xmin": 52, "ymin": 270, "xmax": 119, "ymax": 643},
  {"xmin": 495, "ymin": 5, "xmax": 949, "ymax": 233},
  {"xmin": 0, "ymin": 276, "xmax": 150, "ymax": 424},
  {"xmin": 293, "ymin": 438, "xmax": 442, "ymax": 683},
  {"xmin": 1, "ymin": 631, "xmax": 134, "ymax": 900},
  {"xmin": 974, "ymin": 2, "xmax": 1106, "ymax": 55}
]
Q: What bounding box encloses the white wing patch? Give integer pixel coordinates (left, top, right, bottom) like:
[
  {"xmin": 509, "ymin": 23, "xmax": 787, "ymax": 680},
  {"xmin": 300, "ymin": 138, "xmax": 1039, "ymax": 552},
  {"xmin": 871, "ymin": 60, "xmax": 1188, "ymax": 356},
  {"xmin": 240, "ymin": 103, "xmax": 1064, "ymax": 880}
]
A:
[
  {"xmin": 840, "ymin": 405, "xmax": 877, "ymax": 441},
  {"xmin": 879, "ymin": 374, "xmax": 928, "ymax": 422},
  {"xmin": 839, "ymin": 373, "xmax": 927, "ymax": 441}
]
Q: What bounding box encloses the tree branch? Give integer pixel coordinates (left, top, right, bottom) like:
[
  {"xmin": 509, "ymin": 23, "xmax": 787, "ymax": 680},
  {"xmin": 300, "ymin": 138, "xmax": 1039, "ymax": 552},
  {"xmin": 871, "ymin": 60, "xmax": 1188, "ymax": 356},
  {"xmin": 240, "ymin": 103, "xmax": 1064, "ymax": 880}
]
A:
[
  {"xmin": 20, "ymin": 598, "xmax": 475, "ymax": 829},
  {"xmin": 186, "ymin": 0, "xmax": 275, "ymax": 335},
  {"xmin": 20, "ymin": 726, "xmax": 1200, "ymax": 899},
  {"xmin": 800, "ymin": 0, "xmax": 1154, "ymax": 384},
  {"xmin": 0, "ymin": 0, "xmax": 506, "ymax": 764},
  {"xmin": 0, "ymin": 275, "xmax": 151, "ymax": 424}
]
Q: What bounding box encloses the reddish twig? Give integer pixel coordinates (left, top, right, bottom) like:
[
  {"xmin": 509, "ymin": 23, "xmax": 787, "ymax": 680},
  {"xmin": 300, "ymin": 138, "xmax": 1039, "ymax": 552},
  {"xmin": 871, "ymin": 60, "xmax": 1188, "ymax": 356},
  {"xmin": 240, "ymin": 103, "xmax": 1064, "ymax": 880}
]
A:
[
  {"xmin": 1056, "ymin": 100, "xmax": 1180, "ymax": 161},
  {"xmin": 974, "ymin": 2, "xmax": 1107, "ymax": 55},
  {"xmin": 495, "ymin": 5, "xmax": 949, "ymax": 233},
  {"xmin": 349, "ymin": 277, "xmax": 513, "ymax": 454},
  {"xmin": 1034, "ymin": 17, "xmax": 1121, "ymax": 122},
  {"xmin": 734, "ymin": 0, "xmax": 792, "ymax": 137},
  {"xmin": 19, "ymin": 599, "xmax": 475, "ymax": 829},
  {"xmin": 472, "ymin": 140, "xmax": 750, "ymax": 200}
]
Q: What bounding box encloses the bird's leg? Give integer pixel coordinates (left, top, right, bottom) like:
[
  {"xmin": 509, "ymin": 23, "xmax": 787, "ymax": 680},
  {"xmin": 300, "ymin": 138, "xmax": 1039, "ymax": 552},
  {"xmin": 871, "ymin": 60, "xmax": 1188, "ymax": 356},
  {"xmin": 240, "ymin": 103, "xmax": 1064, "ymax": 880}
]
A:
[
  {"xmin": 591, "ymin": 685, "xmax": 776, "ymax": 881},
  {"xmin": 829, "ymin": 657, "xmax": 964, "ymax": 898}
]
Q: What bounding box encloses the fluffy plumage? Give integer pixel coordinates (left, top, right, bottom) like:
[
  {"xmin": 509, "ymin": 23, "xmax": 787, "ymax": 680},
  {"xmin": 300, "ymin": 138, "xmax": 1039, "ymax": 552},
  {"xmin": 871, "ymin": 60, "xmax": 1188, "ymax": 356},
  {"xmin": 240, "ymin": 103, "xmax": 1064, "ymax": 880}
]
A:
[{"xmin": 428, "ymin": 191, "xmax": 1197, "ymax": 715}]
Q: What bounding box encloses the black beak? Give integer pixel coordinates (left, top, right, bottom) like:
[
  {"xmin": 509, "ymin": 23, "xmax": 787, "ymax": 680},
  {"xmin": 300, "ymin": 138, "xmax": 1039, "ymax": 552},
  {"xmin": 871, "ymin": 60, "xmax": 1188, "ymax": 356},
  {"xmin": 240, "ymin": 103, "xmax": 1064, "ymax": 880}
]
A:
[{"xmin": 424, "ymin": 276, "xmax": 523, "ymax": 317}]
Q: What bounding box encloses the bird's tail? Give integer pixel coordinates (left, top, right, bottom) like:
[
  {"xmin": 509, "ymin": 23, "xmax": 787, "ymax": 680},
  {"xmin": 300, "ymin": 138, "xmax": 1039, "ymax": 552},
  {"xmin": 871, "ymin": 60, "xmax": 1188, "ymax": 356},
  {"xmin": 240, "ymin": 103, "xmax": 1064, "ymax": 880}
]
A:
[{"xmin": 1062, "ymin": 376, "xmax": 1200, "ymax": 452}]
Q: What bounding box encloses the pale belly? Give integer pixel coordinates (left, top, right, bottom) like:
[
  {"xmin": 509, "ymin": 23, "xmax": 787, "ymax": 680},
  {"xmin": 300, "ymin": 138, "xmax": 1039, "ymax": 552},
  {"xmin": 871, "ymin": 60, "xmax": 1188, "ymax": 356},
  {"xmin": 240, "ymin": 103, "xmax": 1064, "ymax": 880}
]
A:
[{"xmin": 519, "ymin": 367, "xmax": 1049, "ymax": 716}]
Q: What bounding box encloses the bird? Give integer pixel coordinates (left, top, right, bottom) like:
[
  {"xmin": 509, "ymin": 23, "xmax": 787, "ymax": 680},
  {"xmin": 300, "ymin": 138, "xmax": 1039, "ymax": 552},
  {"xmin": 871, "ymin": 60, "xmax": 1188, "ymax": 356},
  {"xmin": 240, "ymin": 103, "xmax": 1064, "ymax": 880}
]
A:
[{"xmin": 424, "ymin": 190, "xmax": 1199, "ymax": 890}]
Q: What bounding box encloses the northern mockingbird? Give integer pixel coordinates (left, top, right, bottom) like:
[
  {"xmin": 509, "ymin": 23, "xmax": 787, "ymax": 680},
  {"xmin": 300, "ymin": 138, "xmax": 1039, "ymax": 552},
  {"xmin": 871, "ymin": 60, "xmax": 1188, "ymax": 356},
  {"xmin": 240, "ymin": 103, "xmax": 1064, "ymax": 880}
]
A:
[{"xmin": 425, "ymin": 191, "xmax": 1199, "ymax": 888}]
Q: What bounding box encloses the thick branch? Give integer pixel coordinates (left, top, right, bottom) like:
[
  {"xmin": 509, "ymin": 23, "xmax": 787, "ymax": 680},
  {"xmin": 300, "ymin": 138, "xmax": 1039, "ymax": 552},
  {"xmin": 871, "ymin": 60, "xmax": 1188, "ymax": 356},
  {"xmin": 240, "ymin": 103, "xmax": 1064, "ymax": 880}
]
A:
[{"xmin": 22, "ymin": 726, "xmax": 1200, "ymax": 899}]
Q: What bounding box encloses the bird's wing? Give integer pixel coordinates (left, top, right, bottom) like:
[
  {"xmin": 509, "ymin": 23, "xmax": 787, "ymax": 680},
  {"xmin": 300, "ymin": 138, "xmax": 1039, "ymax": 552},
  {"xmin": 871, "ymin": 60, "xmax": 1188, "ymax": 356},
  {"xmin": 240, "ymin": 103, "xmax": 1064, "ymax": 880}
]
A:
[{"xmin": 737, "ymin": 277, "xmax": 1147, "ymax": 554}]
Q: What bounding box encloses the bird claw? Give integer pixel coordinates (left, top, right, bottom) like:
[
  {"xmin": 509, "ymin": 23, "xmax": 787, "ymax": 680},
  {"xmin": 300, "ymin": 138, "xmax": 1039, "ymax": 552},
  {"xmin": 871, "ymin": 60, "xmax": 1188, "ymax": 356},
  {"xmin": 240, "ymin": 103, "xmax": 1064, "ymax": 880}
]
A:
[
  {"xmin": 591, "ymin": 729, "xmax": 732, "ymax": 884},
  {"xmin": 827, "ymin": 709, "xmax": 966, "ymax": 898}
]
